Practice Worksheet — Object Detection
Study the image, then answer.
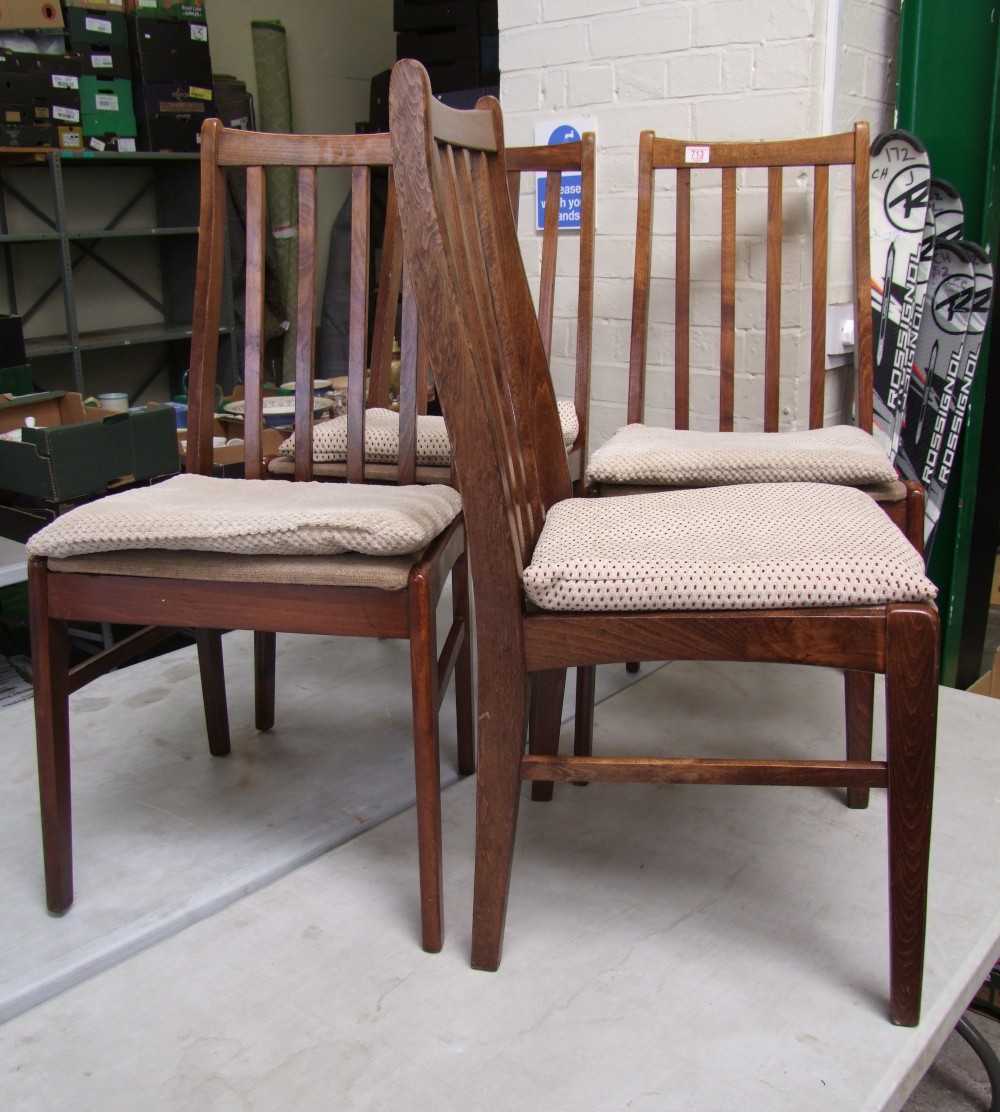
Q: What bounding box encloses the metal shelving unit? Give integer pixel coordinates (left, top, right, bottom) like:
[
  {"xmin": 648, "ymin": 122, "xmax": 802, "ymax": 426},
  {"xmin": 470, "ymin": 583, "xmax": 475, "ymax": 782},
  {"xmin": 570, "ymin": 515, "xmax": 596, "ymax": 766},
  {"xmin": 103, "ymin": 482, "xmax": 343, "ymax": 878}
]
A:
[{"xmin": 0, "ymin": 148, "xmax": 236, "ymax": 400}]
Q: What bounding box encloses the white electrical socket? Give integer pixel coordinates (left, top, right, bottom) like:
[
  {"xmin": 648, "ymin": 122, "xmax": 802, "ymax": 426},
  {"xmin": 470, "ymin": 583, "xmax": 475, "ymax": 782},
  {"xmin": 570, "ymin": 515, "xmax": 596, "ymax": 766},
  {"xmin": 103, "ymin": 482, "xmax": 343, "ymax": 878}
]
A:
[{"xmin": 825, "ymin": 303, "xmax": 855, "ymax": 368}]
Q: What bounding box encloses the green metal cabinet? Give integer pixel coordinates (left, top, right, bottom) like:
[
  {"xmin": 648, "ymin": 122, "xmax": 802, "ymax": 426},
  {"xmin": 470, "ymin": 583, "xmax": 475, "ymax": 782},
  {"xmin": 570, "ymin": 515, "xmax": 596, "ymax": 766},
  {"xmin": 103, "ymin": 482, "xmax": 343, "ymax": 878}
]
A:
[{"xmin": 896, "ymin": 0, "xmax": 1000, "ymax": 687}]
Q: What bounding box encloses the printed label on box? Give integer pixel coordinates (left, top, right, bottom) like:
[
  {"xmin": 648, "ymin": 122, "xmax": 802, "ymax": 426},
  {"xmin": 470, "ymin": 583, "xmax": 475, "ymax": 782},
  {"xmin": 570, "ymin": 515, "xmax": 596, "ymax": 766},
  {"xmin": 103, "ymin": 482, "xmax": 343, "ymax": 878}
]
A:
[
  {"xmin": 85, "ymin": 17, "xmax": 113, "ymax": 35},
  {"xmin": 52, "ymin": 75, "xmax": 79, "ymax": 90},
  {"xmin": 117, "ymin": 137, "xmax": 136, "ymax": 152},
  {"xmin": 95, "ymin": 94, "xmax": 119, "ymax": 112},
  {"xmin": 88, "ymin": 137, "xmax": 107, "ymax": 151},
  {"xmin": 188, "ymin": 85, "xmax": 211, "ymax": 100},
  {"xmin": 91, "ymin": 54, "xmax": 113, "ymax": 69},
  {"xmin": 53, "ymin": 106, "xmax": 81, "ymax": 123},
  {"xmin": 138, "ymin": 0, "xmax": 157, "ymax": 6},
  {"xmin": 685, "ymin": 145, "xmax": 711, "ymax": 164},
  {"xmin": 190, "ymin": 24, "xmax": 208, "ymax": 42}
]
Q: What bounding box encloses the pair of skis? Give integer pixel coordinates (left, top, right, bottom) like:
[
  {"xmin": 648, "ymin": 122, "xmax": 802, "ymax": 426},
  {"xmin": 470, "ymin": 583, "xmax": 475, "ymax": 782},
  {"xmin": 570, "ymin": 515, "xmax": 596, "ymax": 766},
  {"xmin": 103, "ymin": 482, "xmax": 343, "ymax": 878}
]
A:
[{"xmin": 869, "ymin": 131, "xmax": 993, "ymax": 555}]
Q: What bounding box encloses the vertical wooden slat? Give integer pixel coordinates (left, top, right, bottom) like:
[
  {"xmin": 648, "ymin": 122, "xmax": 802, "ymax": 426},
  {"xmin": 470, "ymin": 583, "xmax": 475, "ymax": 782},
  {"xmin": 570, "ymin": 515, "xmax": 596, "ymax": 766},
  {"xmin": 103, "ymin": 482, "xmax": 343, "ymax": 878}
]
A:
[
  {"xmin": 293, "ymin": 164, "xmax": 317, "ymax": 481},
  {"xmin": 720, "ymin": 165, "xmax": 736, "ymax": 431},
  {"xmin": 810, "ymin": 164, "xmax": 830, "ymax": 429},
  {"xmin": 367, "ymin": 174, "xmax": 402, "ymax": 409},
  {"xmin": 398, "ymin": 261, "xmax": 419, "ymax": 485},
  {"xmin": 346, "ymin": 165, "xmax": 370, "ymax": 483},
  {"xmin": 243, "ymin": 164, "xmax": 266, "ymax": 480},
  {"xmin": 852, "ymin": 121, "xmax": 874, "ymax": 432},
  {"xmin": 764, "ymin": 165, "xmax": 783, "ymax": 432},
  {"xmin": 675, "ymin": 166, "xmax": 691, "ymax": 429},
  {"xmin": 537, "ymin": 168, "xmax": 560, "ymax": 358},
  {"xmin": 628, "ymin": 131, "xmax": 656, "ymax": 425},
  {"xmin": 574, "ymin": 132, "xmax": 596, "ymax": 456},
  {"xmin": 187, "ymin": 119, "xmax": 225, "ymax": 478}
]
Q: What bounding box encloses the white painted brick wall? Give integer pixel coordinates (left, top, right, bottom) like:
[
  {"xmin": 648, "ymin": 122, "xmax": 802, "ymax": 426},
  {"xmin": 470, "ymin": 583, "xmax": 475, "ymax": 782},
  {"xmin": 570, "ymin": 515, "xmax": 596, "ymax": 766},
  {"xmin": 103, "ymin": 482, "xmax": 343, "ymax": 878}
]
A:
[{"xmin": 500, "ymin": 0, "xmax": 900, "ymax": 447}]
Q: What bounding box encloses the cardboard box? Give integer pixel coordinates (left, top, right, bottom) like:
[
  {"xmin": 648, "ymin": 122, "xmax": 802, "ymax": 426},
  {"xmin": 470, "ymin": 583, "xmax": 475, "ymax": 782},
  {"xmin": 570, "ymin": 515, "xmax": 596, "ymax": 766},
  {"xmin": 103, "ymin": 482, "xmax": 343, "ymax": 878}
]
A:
[
  {"xmin": 135, "ymin": 111, "xmax": 199, "ymax": 150},
  {"xmin": 80, "ymin": 73, "xmax": 135, "ymax": 135},
  {"xmin": 125, "ymin": 0, "xmax": 205, "ymax": 17},
  {"xmin": 0, "ymin": 363, "xmax": 32, "ymax": 394},
  {"xmin": 968, "ymin": 649, "xmax": 1000, "ymax": 698},
  {"xmin": 0, "ymin": 392, "xmax": 178, "ymax": 503},
  {"xmin": 85, "ymin": 129, "xmax": 136, "ymax": 151},
  {"xmin": 393, "ymin": 0, "xmax": 478, "ymax": 32},
  {"xmin": 64, "ymin": 5, "xmax": 127, "ymax": 45},
  {"xmin": 73, "ymin": 42, "xmax": 131, "ymax": 78},
  {"xmin": 132, "ymin": 79, "xmax": 212, "ymax": 118},
  {"xmin": 63, "ymin": 1, "xmax": 126, "ymax": 10},
  {"xmin": 991, "ymin": 551, "xmax": 1000, "ymax": 607},
  {"xmin": 0, "ymin": 314, "xmax": 26, "ymax": 368},
  {"xmin": 0, "ymin": 1, "xmax": 63, "ymax": 30}
]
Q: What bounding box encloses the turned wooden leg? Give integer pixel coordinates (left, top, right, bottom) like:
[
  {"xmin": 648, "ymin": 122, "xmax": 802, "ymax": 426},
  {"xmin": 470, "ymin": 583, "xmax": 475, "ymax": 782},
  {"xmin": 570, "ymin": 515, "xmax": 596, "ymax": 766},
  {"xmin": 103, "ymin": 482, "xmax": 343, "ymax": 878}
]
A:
[
  {"xmin": 845, "ymin": 670, "xmax": 875, "ymax": 809},
  {"xmin": 884, "ymin": 603, "xmax": 939, "ymax": 1027},
  {"xmin": 196, "ymin": 630, "xmax": 231, "ymax": 756},
  {"xmin": 409, "ymin": 573, "xmax": 444, "ymax": 953}
]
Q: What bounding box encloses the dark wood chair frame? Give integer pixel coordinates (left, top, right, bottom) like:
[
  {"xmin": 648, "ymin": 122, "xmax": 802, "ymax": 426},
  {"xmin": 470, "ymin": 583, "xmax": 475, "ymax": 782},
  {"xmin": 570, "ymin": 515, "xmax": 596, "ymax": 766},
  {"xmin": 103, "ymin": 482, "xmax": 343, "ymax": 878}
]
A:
[
  {"xmin": 388, "ymin": 57, "xmax": 939, "ymax": 1025},
  {"xmin": 28, "ymin": 119, "xmax": 474, "ymax": 954}
]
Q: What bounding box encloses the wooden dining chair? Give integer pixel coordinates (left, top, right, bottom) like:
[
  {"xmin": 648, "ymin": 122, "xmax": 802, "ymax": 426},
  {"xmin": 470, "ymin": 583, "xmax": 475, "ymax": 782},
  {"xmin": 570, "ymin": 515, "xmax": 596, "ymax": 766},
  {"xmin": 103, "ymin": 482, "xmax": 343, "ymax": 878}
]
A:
[
  {"xmin": 587, "ymin": 126, "xmax": 913, "ymax": 523},
  {"xmin": 267, "ymin": 138, "xmax": 595, "ymax": 489},
  {"xmin": 579, "ymin": 125, "xmax": 925, "ymax": 776},
  {"xmin": 388, "ymin": 57, "xmax": 939, "ymax": 1025},
  {"xmin": 26, "ymin": 119, "xmax": 474, "ymax": 954}
]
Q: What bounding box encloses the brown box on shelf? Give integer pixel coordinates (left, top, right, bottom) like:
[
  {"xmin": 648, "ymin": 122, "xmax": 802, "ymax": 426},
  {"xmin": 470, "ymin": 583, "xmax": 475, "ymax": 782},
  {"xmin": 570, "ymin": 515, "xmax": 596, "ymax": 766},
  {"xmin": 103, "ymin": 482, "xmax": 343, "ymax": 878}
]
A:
[
  {"xmin": 0, "ymin": 392, "xmax": 178, "ymax": 503},
  {"xmin": 63, "ymin": 1, "xmax": 126, "ymax": 10},
  {"xmin": 173, "ymin": 421, "xmax": 285, "ymax": 478},
  {"xmin": 968, "ymin": 649, "xmax": 1000, "ymax": 698},
  {"xmin": 0, "ymin": 1, "xmax": 64, "ymax": 30}
]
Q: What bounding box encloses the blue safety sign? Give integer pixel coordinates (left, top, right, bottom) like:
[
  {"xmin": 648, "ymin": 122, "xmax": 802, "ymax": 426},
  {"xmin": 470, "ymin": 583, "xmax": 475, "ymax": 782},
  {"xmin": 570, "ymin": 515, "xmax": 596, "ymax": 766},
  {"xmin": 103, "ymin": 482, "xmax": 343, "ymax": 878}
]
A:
[{"xmin": 534, "ymin": 119, "xmax": 594, "ymax": 231}]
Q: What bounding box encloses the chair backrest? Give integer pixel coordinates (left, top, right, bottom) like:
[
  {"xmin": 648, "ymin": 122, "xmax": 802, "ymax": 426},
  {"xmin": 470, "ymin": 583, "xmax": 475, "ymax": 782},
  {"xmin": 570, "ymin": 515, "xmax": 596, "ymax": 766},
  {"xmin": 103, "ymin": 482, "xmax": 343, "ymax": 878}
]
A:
[
  {"xmin": 505, "ymin": 137, "xmax": 596, "ymax": 477},
  {"xmin": 388, "ymin": 61, "xmax": 570, "ymax": 614},
  {"xmin": 189, "ymin": 120, "xmax": 426, "ymax": 485},
  {"xmin": 628, "ymin": 125, "xmax": 873, "ymax": 434}
]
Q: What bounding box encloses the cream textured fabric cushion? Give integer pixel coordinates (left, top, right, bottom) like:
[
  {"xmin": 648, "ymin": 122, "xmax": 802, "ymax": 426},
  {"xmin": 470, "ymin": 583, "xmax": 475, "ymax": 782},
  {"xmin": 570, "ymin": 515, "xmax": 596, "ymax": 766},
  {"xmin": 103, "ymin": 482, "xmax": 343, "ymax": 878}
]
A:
[
  {"xmin": 280, "ymin": 402, "xmax": 579, "ymax": 464},
  {"xmin": 522, "ymin": 482, "xmax": 936, "ymax": 612},
  {"xmin": 47, "ymin": 550, "xmax": 416, "ymax": 590},
  {"xmin": 26, "ymin": 473, "xmax": 462, "ymax": 560},
  {"xmin": 586, "ymin": 423, "xmax": 897, "ymax": 487}
]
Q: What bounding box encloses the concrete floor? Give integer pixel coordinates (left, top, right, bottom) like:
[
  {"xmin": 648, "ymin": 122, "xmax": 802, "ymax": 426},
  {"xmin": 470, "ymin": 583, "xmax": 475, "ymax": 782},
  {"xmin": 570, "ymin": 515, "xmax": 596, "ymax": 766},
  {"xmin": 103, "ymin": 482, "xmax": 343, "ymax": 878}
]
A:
[{"xmin": 0, "ymin": 637, "xmax": 998, "ymax": 1110}]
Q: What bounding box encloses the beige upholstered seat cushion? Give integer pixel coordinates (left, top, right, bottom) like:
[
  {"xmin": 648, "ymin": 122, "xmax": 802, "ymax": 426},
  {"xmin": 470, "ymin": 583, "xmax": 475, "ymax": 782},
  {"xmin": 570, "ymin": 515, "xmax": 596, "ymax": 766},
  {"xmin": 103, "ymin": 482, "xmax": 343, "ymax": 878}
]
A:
[
  {"xmin": 523, "ymin": 482, "xmax": 936, "ymax": 612},
  {"xmin": 46, "ymin": 549, "xmax": 417, "ymax": 590},
  {"xmin": 586, "ymin": 424, "xmax": 898, "ymax": 487},
  {"xmin": 278, "ymin": 402, "xmax": 579, "ymax": 465},
  {"xmin": 26, "ymin": 473, "xmax": 462, "ymax": 560}
]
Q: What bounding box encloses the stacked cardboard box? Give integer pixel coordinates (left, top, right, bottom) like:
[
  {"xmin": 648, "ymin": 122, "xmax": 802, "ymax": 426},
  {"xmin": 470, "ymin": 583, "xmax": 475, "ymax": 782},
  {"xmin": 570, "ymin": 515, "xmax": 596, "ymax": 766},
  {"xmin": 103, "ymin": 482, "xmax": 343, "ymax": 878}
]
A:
[
  {"xmin": 394, "ymin": 0, "xmax": 498, "ymax": 95},
  {"xmin": 0, "ymin": 3, "xmax": 80, "ymax": 148},
  {"xmin": 126, "ymin": 1, "xmax": 213, "ymax": 150},
  {"xmin": 0, "ymin": 49, "xmax": 83, "ymax": 148},
  {"xmin": 62, "ymin": 0, "xmax": 137, "ymax": 149}
]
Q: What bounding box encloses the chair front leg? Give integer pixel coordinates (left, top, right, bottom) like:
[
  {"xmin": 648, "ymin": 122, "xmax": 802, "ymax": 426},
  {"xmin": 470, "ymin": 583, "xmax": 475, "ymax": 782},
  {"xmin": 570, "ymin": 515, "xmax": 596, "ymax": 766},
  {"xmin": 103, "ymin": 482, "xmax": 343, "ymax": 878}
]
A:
[
  {"xmin": 28, "ymin": 560, "xmax": 73, "ymax": 914},
  {"xmin": 409, "ymin": 573, "xmax": 444, "ymax": 953},
  {"xmin": 471, "ymin": 666, "xmax": 529, "ymax": 972},
  {"xmin": 884, "ymin": 603, "xmax": 939, "ymax": 1027}
]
